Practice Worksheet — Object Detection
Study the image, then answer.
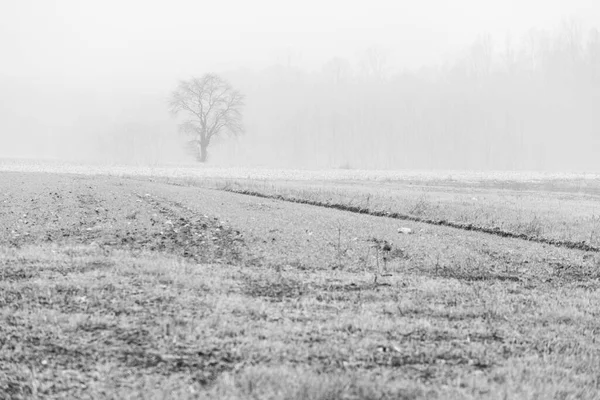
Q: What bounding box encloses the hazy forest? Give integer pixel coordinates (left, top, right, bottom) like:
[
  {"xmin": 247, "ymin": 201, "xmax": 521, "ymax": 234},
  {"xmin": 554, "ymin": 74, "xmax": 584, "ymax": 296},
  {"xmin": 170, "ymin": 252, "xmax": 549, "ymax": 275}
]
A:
[{"xmin": 2, "ymin": 21, "xmax": 600, "ymax": 171}]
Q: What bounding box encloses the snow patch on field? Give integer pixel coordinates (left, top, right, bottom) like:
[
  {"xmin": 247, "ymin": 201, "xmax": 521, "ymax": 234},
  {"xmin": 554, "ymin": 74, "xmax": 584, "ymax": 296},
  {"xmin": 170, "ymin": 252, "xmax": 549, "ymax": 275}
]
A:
[{"xmin": 1, "ymin": 158, "xmax": 599, "ymax": 183}]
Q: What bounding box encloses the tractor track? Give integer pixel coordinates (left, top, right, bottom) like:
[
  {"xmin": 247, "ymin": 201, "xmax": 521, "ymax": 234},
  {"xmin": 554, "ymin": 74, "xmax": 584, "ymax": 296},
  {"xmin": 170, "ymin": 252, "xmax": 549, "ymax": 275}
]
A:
[{"xmin": 220, "ymin": 187, "xmax": 600, "ymax": 253}]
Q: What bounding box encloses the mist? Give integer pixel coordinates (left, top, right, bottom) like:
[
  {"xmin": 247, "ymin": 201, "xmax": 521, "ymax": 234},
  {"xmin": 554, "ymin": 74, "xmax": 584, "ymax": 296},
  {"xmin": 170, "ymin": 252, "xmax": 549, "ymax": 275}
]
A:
[{"xmin": 1, "ymin": 0, "xmax": 599, "ymax": 171}]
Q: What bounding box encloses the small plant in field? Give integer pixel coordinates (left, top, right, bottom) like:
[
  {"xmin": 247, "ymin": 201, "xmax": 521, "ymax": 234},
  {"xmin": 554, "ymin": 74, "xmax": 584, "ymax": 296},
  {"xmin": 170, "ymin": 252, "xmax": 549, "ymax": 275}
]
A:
[
  {"xmin": 367, "ymin": 237, "xmax": 399, "ymax": 284},
  {"xmin": 328, "ymin": 222, "xmax": 351, "ymax": 270},
  {"xmin": 221, "ymin": 180, "xmax": 238, "ymax": 191},
  {"xmin": 590, "ymin": 215, "xmax": 600, "ymax": 245},
  {"xmin": 409, "ymin": 193, "xmax": 430, "ymax": 216},
  {"xmin": 522, "ymin": 214, "xmax": 544, "ymax": 237}
]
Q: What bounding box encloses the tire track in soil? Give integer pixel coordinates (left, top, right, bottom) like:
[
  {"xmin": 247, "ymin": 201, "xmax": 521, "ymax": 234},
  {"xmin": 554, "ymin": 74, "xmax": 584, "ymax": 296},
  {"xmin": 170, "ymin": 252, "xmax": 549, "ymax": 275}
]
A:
[
  {"xmin": 220, "ymin": 188, "xmax": 600, "ymax": 253},
  {"xmin": 132, "ymin": 192, "xmax": 246, "ymax": 265}
]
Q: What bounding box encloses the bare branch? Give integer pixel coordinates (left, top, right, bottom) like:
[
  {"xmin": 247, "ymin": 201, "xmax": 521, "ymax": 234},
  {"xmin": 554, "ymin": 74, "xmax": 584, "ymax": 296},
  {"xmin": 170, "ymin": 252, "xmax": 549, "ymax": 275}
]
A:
[{"xmin": 168, "ymin": 73, "xmax": 245, "ymax": 162}]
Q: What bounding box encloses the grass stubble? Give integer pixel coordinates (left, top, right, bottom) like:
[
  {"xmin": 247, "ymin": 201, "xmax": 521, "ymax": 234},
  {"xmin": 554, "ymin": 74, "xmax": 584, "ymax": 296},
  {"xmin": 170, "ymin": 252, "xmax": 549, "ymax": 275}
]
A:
[
  {"xmin": 0, "ymin": 170, "xmax": 600, "ymax": 399},
  {"xmin": 205, "ymin": 178, "xmax": 600, "ymax": 250}
]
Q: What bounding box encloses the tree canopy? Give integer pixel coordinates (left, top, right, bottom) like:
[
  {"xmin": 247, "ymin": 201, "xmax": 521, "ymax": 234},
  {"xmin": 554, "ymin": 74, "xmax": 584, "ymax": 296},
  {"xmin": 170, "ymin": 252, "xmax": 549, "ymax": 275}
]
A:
[{"xmin": 169, "ymin": 74, "xmax": 244, "ymax": 162}]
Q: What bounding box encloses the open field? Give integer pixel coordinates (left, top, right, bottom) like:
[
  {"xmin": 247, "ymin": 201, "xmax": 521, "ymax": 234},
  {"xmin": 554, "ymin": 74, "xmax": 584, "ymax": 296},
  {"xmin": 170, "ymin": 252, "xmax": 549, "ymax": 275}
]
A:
[
  {"xmin": 3, "ymin": 159, "xmax": 600, "ymax": 247},
  {"xmin": 1, "ymin": 164, "xmax": 600, "ymax": 399}
]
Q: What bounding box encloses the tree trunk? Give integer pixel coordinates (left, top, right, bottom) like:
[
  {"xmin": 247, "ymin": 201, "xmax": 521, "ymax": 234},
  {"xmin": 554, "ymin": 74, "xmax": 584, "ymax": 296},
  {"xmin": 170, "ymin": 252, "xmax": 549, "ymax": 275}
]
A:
[{"xmin": 199, "ymin": 142, "xmax": 208, "ymax": 162}]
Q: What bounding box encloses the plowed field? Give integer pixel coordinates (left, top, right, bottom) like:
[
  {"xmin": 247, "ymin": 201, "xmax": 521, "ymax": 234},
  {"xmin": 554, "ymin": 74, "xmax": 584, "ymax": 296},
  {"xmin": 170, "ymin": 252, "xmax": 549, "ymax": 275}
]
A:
[{"xmin": 1, "ymin": 171, "xmax": 599, "ymax": 399}]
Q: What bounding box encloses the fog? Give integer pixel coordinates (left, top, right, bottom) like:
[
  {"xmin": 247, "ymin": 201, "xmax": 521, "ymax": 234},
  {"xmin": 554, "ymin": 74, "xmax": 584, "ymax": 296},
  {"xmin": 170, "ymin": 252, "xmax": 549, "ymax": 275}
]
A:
[{"xmin": 1, "ymin": 0, "xmax": 599, "ymax": 171}]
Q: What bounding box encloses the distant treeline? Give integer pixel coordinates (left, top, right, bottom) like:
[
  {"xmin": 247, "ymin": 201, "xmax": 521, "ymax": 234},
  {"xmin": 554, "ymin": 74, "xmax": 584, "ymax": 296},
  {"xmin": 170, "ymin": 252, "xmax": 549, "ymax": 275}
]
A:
[{"xmin": 219, "ymin": 21, "xmax": 600, "ymax": 171}]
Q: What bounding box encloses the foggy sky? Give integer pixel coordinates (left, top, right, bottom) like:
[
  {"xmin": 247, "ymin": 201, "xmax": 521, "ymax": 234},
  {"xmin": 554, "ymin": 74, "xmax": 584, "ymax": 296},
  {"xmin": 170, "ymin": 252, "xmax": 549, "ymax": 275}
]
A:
[
  {"xmin": 1, "ymin": 0, "xmax": 599, "ymax": 168},
  {"xmin": 3, "ymin": 0, "xmax": 598, "ymax": 79}
]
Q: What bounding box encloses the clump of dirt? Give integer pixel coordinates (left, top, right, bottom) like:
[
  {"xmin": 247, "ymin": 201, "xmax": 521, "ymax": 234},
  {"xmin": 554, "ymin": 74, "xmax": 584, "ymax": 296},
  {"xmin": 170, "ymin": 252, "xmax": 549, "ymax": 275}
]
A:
[{"xmin": 133, "ymin": 194, "xmax": 245, "ymax": 264}]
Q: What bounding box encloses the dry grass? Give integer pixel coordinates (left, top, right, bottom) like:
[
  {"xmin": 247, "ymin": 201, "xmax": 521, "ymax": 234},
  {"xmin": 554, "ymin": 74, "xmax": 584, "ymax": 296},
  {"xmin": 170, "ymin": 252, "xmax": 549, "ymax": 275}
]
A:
[
  {"xmin": 177, "ymin": 177, "xmax": 600, "ymax": 247},
  {"xmin": 2, "ymin": 243, "xmax": 600, "ymax": 399},
  {"xmin": 1, "ymin": 168, "xmax": 600, "ymax": 399}
]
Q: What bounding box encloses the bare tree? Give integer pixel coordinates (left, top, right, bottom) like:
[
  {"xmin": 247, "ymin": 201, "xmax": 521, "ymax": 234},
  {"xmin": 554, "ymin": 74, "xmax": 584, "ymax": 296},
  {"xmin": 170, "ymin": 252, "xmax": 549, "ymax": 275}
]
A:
[
  {"xmin": 323, "ymin": 56, "xmax": 352, "ymax": 85},
  {"xmin": 502, "ymin": 33, "xmax": 517, "ymax": 74},
  {"xmin": 360, "ymin": 46, "xmax": 389, "ymax": 81},
  {"xmin": 469, "ymin": 33, "xmax": 493, "ymax": 80},
  {"xmin": 274, "ymin": 46, "xmax": 303, "ymax": 69},
  {"xmin": 560, "ymin": 17, "xmax": 583, "ymax": 64},
  {"xmin": 169, "ymin": 74, "xmax": 245, "ymax": 162}
]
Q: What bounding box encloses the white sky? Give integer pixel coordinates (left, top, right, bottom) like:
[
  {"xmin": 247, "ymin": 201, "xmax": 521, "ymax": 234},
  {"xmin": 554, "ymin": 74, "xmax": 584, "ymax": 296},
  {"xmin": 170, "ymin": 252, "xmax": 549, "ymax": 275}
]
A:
[{"xmin": 1, "ymin": 0, "xmax": 599, "ymax": 86}]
